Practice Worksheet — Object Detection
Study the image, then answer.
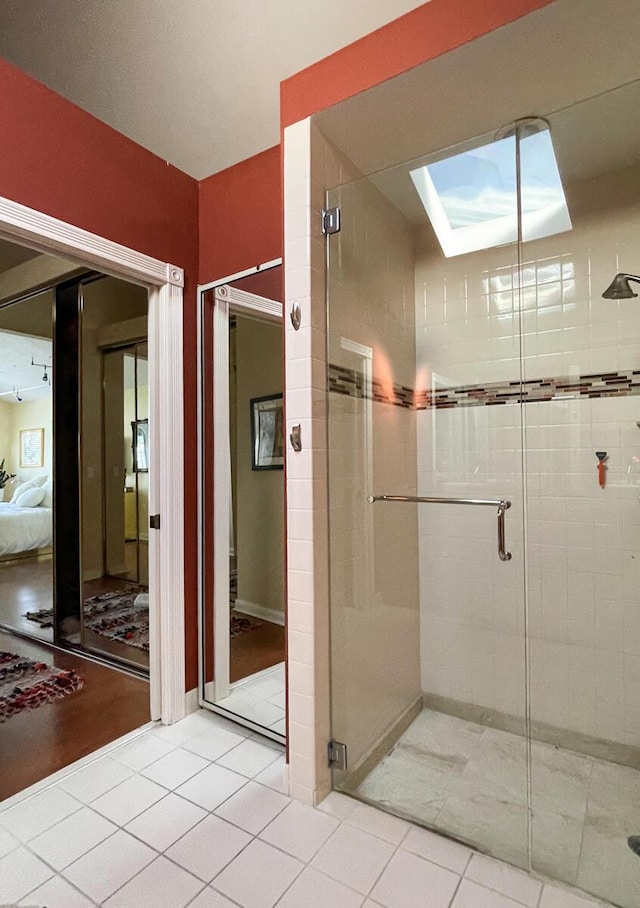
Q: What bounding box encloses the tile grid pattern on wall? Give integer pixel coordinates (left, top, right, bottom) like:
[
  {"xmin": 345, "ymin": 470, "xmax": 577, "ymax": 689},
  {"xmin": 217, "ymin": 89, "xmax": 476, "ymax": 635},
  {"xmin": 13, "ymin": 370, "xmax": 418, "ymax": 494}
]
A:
[
  {"xmin": 0, "ymin": 710, "xmax": 609, "ymax": 908},
  {"xmin": 283, "ymin": 117, "xmax": 332, "ymax": 806},
  {"xmin": 328, "ymin": 365, "xmax": 640, "ymax": 409}
]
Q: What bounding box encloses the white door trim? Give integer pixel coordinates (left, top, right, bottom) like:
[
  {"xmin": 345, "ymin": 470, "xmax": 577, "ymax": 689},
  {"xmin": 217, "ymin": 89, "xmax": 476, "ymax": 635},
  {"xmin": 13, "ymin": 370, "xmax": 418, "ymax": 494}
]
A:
[
  {"xmin": 0, "ymin": 194, "xmax": 185, "ymax": 724},
  {"xmin": 212, "ymin": 291, "xmax": 232, "ymax": 701},
  {"xmin": 196, "ymin": 262, "xmax": 282, "ymax": 714},
  {"xmin": 198, "ymin": 259, "xmax": 282, "ymax": 295}
]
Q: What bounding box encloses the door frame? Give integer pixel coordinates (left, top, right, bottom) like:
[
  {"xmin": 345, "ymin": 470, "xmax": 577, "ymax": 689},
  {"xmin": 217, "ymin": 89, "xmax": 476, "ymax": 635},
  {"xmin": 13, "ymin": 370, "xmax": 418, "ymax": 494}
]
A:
[
  {"xmin": 197, "ymin": 259, "xmax": 283, "ymax": 733},
  {"xmin": 0, "ymin": 193, "xmax": 186, "ymax": 724}
]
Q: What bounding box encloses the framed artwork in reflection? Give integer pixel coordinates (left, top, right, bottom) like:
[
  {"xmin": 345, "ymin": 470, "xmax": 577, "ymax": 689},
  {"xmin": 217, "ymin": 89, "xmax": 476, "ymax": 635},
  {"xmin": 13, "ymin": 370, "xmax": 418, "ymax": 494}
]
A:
[{"xmin": 251, "ymin": 394, "xmax": 284, "ymax": 470}]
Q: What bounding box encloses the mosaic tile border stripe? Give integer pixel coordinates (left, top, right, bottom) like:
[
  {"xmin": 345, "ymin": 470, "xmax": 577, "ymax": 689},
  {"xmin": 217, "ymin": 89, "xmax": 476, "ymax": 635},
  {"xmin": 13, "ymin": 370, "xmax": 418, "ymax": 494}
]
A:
[{"xmin": 328, "ymin": 365, "xmax": 640, "ymax": 409}]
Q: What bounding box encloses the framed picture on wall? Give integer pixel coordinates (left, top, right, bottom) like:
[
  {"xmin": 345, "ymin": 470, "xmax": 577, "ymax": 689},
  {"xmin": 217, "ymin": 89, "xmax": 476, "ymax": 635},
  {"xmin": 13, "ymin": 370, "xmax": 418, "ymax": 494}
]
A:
[
  {"xmin": 19, "ymin": 428, "xmax": 44, "ymax": 468},
  {"xmin": 251, "ymin": 394, "xmax": 284, "ymax": 470},
  {"xmin": 131, "ymin": 418, "xmax": 149, "ymax": 472}
]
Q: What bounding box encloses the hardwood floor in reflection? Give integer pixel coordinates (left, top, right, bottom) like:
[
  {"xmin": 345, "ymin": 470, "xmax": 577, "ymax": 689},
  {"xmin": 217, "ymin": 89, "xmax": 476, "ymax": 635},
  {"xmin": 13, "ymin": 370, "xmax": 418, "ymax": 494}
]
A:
[
  {"xmin": 0, "ymin": 630, "xmax": 150, "ymax": 801},
  {"xmin": 230, "ymin": 612, "xmax": 285, "ymax": 683},
  {"xmin": 0, "ymin": 557, "xmax": 149, "ymax": 670},
  {"xmin": 0, "ymin": 554, "xmax": 53, "ymax": 641}
]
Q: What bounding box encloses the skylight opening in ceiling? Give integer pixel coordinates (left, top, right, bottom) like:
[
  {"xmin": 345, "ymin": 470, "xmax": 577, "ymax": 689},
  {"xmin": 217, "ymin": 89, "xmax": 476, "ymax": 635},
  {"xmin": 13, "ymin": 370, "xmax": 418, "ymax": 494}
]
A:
[{"xmin": 409, "ymin": 125, "xmax": 572, "ymax": 258}]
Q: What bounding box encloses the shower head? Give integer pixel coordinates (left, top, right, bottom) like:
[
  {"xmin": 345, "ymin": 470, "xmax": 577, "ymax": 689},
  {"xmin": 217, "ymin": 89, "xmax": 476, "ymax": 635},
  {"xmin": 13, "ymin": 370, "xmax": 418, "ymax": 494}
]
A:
[{"xmin": 602, "ymin": 273, "xmax": 640, "ymax": 299}]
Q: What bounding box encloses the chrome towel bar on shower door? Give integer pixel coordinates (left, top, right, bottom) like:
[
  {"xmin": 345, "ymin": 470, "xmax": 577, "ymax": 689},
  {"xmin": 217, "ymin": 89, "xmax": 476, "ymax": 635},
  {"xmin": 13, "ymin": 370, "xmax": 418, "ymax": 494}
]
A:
[{"xmin": 367, "ymin": 494, "xmax": 513, "ymax": 562}]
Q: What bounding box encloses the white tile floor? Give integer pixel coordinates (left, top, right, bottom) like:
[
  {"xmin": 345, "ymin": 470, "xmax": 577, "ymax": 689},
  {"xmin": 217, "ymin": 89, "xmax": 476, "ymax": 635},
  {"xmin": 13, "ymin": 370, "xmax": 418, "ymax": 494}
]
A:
[
  {"xmin": 0, "ymin": 709, "xmax": 614, "ymax": 908},
  {"xmin": 215, "ymin": 663, "xmax": 286, "ymax": 736}
]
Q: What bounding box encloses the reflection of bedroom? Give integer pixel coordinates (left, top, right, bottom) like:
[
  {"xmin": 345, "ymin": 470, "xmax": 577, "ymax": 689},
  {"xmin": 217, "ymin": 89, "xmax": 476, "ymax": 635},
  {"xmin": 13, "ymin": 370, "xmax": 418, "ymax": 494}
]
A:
[
  {"xmin": 0, "ymin": 287, "xmax": 54, "ymax": 641},
  {"xmin": 79, "ymin": 277, "xmax": 149, "ymax": 670},
  {"xmin": 0, "ymin": 265, "xmax": 151, "ymax": 673}
]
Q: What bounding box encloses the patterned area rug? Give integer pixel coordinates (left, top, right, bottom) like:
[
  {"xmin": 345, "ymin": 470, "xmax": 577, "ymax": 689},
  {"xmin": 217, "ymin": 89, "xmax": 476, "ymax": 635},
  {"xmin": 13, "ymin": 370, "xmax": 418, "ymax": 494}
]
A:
[
  {"xmin": 25, "ymin": 591, "xmax": 262, "ymax": 652},
  {"xmin": 0, "ymin": 651, "xmax": 84, "ymax": 723},
  {"xmin": 83, "ymin": 588, "xmax": 150, "ymax": 652},
  {"xmin": 230, "ymin": 612, "xmax": 262, "ymax": 637},
  {"xmin": 24, "ymin": 587, "xmax": 150, "ymax": 652},
  {"xmin": 23, "ymin": 608, "xmax": 55, "ymax": 628}
]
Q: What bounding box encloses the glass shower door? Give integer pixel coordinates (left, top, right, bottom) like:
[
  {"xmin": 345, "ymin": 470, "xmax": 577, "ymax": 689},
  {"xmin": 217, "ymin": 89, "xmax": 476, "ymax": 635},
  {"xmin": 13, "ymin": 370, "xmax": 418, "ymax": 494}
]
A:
[
  {"xmin": 521, "ymin": 86, "xmax": 640, "ymax": 908},
  {"xmin": 326, "ymin": 136, "xmax": 531, "ymax": 866}
]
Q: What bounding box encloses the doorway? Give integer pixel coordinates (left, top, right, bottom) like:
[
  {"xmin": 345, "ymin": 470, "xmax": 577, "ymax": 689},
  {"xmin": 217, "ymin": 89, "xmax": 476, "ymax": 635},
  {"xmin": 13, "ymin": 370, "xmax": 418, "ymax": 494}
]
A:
[
  {"xmin": 199, "ymin": 263, "xmax": 286, "ymax": 741},
  {"xmin": 0, "ymin": 245, "xmax": 151, "ymax": 798},
  {"xmin": 0, "ymin": 191, "xmax": 186, "ymax": 735}
]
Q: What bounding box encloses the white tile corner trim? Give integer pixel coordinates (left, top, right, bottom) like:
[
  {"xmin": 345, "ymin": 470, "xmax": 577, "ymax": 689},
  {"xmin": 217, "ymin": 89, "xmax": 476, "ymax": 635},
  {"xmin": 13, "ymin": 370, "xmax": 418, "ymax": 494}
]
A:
[
  {"xmin": 284, "ymin": 116, "xmax": 332, "ymax": 806},
  {"xmin": 0, "ymin": 711, "xmax": 613, "ymax": 908}
]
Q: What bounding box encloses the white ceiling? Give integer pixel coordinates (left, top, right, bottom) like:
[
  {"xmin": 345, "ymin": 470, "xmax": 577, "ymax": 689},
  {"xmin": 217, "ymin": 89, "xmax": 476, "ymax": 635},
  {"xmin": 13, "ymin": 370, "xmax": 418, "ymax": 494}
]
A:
[
  {"xmin": 0, "ymin": 329, "xmax": 52, "ymax": 405},
  {"xmin": 0, "ymin": 0, "xmax": 427, "ymax": 179}
]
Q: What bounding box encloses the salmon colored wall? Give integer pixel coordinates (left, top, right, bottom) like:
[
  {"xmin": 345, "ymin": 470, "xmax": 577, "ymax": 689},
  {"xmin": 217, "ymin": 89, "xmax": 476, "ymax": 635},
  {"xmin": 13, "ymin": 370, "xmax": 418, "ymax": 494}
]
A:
[
  {"xmin": 0, "ymin": 56, "xmax": 201, "ymax": 691},
  {"xmin": 199, "ymin": 147, "xmax": 282, "ymax": 285},
  {"xmin": 280, "ymin": 0, "xmax": 557, "ymax": 127}
]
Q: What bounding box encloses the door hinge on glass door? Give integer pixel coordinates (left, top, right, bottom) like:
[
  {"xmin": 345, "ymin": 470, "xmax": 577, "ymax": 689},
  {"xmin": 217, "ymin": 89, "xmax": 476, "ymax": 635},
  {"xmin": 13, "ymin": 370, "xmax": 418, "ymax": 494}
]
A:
[
  {"xmin": 328, "ymin": 740, "xmax": 348, "ymax": 770},
  {"xmin": 322, "ymin": 207, "xmax": 341, "ymax": 235}
]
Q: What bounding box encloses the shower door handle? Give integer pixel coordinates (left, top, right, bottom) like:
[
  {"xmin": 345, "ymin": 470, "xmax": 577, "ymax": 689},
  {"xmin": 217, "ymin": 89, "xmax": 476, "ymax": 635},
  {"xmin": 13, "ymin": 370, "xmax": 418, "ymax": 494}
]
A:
[
  {"xmin": 496, "ymin": 501, "xmax": 512, "ymax": 562},
  {"xmin": 368, "ymin": 494, "xmax": 512, "ymax": 562}
]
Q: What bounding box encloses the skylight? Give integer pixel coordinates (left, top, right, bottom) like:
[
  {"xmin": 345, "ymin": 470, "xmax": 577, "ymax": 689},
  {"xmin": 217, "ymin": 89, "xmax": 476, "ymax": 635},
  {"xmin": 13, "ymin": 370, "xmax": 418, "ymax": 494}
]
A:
[{"xmin": 410, "ymin": 126, "xmax": 572, "ymax": 257}]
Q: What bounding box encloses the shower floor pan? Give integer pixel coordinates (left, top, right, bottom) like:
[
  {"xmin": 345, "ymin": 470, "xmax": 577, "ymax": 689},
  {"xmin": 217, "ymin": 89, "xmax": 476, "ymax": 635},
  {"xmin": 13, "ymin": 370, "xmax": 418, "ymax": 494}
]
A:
[{"xmin": 346, "ymin": 708, "xmax": 639, "ymax": 908}]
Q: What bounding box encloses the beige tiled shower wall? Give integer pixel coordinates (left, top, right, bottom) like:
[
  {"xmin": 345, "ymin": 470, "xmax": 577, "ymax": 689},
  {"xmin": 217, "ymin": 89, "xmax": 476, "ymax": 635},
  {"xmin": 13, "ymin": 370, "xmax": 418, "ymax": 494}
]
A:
[
  {"xmin": 415, "ymin": 163, "xmax": 640, "ymax": 755},
  {"xmin": 326, "ymin": 170, "xmax": 421, "ymax": 782}
]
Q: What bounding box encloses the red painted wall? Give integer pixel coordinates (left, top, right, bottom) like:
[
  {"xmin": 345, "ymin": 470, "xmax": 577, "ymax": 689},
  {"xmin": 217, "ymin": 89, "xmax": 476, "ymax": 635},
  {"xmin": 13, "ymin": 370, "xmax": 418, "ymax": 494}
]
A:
[
  {"xmin": 281, "ymin": 0, "xmax": 557, "ymax": 127},
  {"xmin": 0, "ymin": 56, "xmax": 201, "ymax": 691},
  {"xmin": 199, "ymin": 147, "xmax": 282, "ymax": 285}
]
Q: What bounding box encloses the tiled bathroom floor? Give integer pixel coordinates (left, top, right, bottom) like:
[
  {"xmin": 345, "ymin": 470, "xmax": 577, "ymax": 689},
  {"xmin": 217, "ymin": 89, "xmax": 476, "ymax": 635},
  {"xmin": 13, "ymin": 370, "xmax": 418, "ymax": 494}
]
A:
[
  {"xmin": 351, "ymin": 709, "xmax": 639, "ymax": 908},
  {"xmin": 0, "ymin": 708, "xmax": 614, "ymax": 908},
  {"xmin": 215, "ymin": 662, "xmax": 286, "ymax": 734}
]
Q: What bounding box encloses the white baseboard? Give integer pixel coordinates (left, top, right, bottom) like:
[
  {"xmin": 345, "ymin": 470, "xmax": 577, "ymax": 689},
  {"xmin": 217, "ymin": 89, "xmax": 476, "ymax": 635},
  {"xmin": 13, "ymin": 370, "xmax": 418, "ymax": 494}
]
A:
[
  {"xmin": 185, "ymin": 686, "xmax": 199, "ymax": 715},
  {"xmin": 203, "ymin": 680, "xmax": 216, "ymax": 702},
  {"xmin": 234, "ymin": 598, "xmax": 285, "ymax": 627}
]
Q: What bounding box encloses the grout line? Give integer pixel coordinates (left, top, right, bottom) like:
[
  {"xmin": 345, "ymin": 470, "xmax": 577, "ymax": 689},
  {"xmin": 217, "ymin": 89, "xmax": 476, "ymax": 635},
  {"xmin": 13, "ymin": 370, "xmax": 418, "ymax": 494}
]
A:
[
  {"xmin": 447, "ymin": 871, "xmax": 464, "ymax": 907},
  {"xmin": 6, "ymin": 733, "xmax": 269, "ymax": 898}
]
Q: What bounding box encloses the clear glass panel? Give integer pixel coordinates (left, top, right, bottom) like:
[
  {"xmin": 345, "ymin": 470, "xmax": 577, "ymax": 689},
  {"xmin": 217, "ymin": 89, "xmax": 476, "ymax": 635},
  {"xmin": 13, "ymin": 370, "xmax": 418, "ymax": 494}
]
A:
[
  {"xmin": 0, "ymin": 289, "xmax": 53, "ymax": 642},
  {"xmin": 326, "ymin": 131, "xmax": 529, "ymax": 865},
  {"xmin": 523, "ymin": 82, "xmax": 640, "ymax": 907},
  {"xmin": 80, "ymin": 277, "xmax": 148, "ymax": 671}
]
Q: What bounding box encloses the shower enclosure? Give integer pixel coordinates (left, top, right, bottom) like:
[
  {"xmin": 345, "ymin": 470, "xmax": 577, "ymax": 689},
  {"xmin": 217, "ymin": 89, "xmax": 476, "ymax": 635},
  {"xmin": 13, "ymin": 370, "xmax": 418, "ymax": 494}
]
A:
[{"xmin": 326, "ymin": 82, "xmax": 640, "ymax": 907}]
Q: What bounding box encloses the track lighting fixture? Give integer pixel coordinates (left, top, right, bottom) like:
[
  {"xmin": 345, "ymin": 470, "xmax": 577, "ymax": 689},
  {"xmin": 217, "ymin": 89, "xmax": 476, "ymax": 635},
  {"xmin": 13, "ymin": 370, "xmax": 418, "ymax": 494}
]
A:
[{"xmin": 31, "ymin": 357, "xmax": 51, "ymax": 383}]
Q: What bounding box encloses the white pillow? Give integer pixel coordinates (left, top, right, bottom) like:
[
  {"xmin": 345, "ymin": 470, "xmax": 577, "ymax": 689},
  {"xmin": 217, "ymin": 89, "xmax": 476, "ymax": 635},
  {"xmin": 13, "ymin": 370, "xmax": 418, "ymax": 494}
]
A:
[
  {"xmin": 10, "ymin": 482, "xmax": 27, "ymax": 503},
  {"xmin": 15, "ymin": 486, "xmax": 46, "ymax": 508},
  {"xmin": 41, "ymin": 482, "xmax": 53, "ymax": 509},
  {"xmin": 10, "ymin": 475, "xmax": 47, "ymax": 502}
]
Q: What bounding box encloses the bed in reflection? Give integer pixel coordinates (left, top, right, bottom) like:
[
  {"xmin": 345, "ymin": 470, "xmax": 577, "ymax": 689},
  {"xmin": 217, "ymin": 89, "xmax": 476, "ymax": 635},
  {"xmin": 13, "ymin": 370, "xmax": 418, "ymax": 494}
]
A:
[{"xmin": 0, "ymin": 479, "xmax": 52, "ymax": 558}]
